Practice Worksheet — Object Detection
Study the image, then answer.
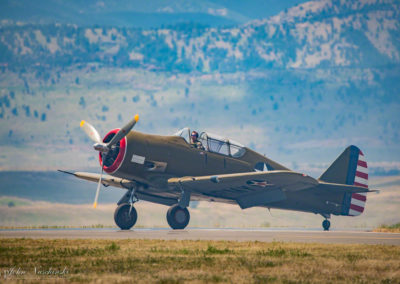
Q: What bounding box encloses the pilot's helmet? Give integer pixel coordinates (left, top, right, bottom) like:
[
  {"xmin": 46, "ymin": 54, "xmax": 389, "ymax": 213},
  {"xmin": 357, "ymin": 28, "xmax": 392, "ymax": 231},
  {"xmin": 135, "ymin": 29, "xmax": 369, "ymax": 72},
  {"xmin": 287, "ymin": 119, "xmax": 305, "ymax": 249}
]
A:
[{"xmin": 191, "ymin": 131, "xmax": 199, "ymax": 139}]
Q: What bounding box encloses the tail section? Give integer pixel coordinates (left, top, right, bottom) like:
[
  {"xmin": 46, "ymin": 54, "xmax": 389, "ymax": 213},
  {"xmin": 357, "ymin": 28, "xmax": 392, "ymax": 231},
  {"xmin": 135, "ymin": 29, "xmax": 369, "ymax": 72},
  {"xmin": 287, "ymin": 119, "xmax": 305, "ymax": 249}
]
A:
[
  {"xmin": 348, "ymin": 150, "xmax": 368, "ymax": 216},
  {"xmin": 319, "ymin": 145, "xmax": 368, "ymax": 216}
]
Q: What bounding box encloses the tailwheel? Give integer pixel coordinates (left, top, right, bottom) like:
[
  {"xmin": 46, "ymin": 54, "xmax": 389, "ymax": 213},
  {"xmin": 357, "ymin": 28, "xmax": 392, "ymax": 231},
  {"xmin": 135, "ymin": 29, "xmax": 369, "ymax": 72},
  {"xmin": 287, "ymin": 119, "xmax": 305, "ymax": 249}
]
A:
[
  {"xmin": 166, "ymin": 204, "xmax": 190, "ymax": 230},
  {"xmin": 114, "ymin": 203, "xmax": 137, "ymax": 230},
  {"xmin": 322, "ymin": 219, "xmax": 331, "ymax": 231}
]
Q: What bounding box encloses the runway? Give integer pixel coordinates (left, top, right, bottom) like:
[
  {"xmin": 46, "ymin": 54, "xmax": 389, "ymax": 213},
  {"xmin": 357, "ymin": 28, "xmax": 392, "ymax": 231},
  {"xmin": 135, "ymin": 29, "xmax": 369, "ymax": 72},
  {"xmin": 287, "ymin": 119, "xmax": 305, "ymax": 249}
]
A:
[{"xmin": 1, "ymin": 228, "xmax": 400, "ymax": 245}]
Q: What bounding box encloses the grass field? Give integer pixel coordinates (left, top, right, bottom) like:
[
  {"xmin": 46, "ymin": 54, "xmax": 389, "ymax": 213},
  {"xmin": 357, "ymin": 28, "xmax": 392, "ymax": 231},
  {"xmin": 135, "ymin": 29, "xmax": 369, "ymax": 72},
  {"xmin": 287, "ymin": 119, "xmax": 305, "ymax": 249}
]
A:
[
  {"xmin": 374, "ymin": 223, "xmax": 400, "ymax": 233},
  {"xmin": 1, "ymin": 239, "xmax": 399, "ymax": 283}
]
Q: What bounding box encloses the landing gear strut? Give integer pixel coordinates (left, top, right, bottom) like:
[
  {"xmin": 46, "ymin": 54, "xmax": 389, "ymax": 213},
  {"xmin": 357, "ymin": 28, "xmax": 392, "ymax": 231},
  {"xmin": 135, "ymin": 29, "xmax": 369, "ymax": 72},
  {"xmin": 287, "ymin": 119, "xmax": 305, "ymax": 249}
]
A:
[
  {"xmin": 114, "ymin": 186, "xmax": 138, "ymax": 230},
  {"xmin": 322, "ymin": 219, "xmax": 331, "ymax": 231},
  {"xmin": 114, "ymin": 203, "xmax": 137, "ymax": 230},
  {"xmin": 166, "ymin": 204, "xmax": 190, "ymax": 230}
]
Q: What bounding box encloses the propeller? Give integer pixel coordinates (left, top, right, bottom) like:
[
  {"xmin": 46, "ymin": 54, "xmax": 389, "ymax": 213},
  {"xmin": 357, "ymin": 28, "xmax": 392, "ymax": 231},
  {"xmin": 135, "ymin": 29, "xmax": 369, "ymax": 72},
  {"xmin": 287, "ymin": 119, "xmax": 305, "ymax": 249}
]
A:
[
  {"xmin": 107, "ymin": 115, "xmax": 139, "ymax": 148},
  {"xmin": 80, "ymin": 114, "xmax": 139, "ymax": 208},
  {"xmin": 93, "ymin": 159, "xmax": 104, "ymax": 208},
  {"xmin": 80, "ymin": 120, "xmax": 102, "ymax": 144}
]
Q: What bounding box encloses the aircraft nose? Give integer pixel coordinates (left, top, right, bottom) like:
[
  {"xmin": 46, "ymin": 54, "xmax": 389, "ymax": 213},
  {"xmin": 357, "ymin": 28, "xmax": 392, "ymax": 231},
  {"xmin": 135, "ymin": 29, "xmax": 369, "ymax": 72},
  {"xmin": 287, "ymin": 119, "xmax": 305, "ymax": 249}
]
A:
[{"xmin": 99, "ymin": 129, "xmax": 127, "ymax": 174}]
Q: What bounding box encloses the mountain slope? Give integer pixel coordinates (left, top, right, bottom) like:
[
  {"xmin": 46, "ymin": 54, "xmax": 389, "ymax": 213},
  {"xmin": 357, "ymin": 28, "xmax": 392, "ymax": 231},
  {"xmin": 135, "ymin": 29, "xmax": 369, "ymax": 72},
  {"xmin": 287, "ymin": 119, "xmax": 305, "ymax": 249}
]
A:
[
  {"xmin": 1, "ymin": 0, "xmax": 399, "ymax": 72},
  {"xmin": 0, "ymin": 0, "xmax": 308, "ymax": 28},
  {"xmin": 0, "ymin": 0, "xmax": 399, "ymax": 175}
]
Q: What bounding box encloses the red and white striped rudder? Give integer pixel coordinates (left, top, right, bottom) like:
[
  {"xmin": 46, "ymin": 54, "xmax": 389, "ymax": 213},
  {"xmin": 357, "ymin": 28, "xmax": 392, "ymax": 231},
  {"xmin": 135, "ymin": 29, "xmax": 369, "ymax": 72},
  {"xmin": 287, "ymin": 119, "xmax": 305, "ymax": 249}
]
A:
[{"xmin": 349, "ymin": 150, "xmax": 368, "ymax": 216}]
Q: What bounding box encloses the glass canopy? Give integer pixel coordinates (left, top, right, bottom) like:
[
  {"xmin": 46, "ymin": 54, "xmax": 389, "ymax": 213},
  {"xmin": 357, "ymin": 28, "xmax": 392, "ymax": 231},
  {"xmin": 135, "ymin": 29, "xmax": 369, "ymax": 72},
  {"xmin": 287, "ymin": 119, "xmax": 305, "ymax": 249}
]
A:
[{"xmin": 174, "ymin": 128, "xmax": 246, "ymax": 158}]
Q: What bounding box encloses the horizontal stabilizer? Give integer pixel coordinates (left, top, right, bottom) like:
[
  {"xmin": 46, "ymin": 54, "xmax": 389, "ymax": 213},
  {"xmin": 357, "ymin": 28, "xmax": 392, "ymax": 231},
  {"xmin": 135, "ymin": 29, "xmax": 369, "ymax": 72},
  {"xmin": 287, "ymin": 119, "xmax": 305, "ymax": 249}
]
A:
[{"xmin": 317, "ymin": 182, "xmax": 375, "ymax": 195}]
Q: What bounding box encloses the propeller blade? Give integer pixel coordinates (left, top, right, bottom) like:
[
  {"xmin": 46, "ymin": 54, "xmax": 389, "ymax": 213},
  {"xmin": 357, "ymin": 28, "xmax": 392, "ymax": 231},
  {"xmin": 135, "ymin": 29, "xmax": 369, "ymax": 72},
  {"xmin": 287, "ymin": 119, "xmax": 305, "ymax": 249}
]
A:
[
  {"xmin": 80, "ymin": 120, "xmax": 102, "ymax": 144},
  {"xmin": 93, "ymin": 162, "xmax": 104, "ymax": 209},
  {"xmin": 107, "ymin": 114, "xmax": 139, "ymax": 148}
]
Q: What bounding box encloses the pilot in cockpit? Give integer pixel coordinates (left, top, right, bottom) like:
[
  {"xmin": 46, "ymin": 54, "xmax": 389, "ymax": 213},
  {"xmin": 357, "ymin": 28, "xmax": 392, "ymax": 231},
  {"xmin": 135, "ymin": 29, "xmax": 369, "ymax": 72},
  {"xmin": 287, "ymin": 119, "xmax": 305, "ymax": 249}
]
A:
[{"xmin": 191, "ymin": 131, "xmax": 205, "ymax": 150}]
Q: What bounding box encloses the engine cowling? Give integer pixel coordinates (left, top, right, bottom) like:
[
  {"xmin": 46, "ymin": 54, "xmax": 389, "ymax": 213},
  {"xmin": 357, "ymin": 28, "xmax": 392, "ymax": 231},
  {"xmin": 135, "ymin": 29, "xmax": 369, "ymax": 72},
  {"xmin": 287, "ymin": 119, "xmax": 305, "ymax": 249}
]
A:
[{"xmin": 99, "ymin": 129, "xmax": 128, "ymax": 174}]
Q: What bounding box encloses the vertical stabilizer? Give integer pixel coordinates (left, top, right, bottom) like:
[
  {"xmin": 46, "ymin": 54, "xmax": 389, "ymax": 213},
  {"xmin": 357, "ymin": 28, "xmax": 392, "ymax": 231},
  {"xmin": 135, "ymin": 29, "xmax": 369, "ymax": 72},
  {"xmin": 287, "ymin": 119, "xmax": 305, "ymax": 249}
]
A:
[{"xmin": 319, "ymin": 145, "xmax": 368, "ymax": 216}]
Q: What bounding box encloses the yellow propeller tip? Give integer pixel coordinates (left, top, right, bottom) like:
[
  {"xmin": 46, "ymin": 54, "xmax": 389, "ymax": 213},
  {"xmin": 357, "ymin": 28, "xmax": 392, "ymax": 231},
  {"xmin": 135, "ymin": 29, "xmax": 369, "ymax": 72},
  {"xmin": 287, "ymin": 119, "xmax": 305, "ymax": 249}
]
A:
[
  {"xmin": 80, "ymin": 120, "xmax": 85, "ymax": 127},
  {"xmin": 93, "ymin": 202, "xmax": 97, "ymax": 208},
  {"xmin": 134, "ymin": 114, "xmax": 139, "ymax": 122}
]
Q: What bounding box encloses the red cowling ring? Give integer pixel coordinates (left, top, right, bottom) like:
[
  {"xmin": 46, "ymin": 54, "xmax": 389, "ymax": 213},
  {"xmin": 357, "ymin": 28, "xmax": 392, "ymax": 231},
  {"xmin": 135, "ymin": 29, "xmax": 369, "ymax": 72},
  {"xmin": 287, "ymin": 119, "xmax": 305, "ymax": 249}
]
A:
[{"xmin": 99, "ymin": 129, "xmax": 127, "ymax": 174}]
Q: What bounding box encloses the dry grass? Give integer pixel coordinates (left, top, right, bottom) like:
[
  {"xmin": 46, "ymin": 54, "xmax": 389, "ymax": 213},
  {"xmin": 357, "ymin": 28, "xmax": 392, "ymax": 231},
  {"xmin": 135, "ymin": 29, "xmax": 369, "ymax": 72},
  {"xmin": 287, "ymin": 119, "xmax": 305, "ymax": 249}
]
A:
[
  {"xmin": 374, "ymin": 223, "xmax": 400, "ymax": 233},
  {"xmin": 0, "ymin": 238, "xmax": 399, "ymax": 283}
]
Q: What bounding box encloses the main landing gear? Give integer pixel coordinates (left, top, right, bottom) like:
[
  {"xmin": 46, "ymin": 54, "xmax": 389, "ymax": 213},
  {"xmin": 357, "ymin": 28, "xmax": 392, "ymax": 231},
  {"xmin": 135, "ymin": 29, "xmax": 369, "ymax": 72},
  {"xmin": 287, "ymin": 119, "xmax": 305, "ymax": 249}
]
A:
[
  {"xmin": 114, "ymin": 186, "xmax": 138, "ymax": 230},
  {"xmin": 166, "ymin": 185, "xmax": 191, "ymax": 230},
  {"xmin": 114, "ymin": 203, "xmax": 137, "ymax": 230},
  {"xmin": 114, "ymin": 184, "xmax": 191, "ymax": 230},
  {"xmin": 166, "ymin": 204, "xmax": 190, "ymax": 230}
]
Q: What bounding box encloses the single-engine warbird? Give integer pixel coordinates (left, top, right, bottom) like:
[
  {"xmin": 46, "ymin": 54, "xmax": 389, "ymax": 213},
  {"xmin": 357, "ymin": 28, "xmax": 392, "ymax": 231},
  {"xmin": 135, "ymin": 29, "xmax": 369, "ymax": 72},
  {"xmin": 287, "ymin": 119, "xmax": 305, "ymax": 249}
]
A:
[{"xmin": 60, "ymin": 115, "xmax": 375, "ymax": 231}]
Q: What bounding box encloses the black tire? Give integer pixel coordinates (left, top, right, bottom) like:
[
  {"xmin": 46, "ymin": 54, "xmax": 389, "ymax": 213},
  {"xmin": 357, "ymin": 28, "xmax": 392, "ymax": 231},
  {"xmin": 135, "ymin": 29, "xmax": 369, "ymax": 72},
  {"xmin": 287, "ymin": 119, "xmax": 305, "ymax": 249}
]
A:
[
  {"xmin": 322, "ymin": 219, "xmax": 331, "ymax": 231},
  {"xmin": 114, "ymin": 203, "xmax": 137, "ymax": 230},
  {"xmin": 166, "ymin": 204, "xmax": 190, "ymax": 230}
]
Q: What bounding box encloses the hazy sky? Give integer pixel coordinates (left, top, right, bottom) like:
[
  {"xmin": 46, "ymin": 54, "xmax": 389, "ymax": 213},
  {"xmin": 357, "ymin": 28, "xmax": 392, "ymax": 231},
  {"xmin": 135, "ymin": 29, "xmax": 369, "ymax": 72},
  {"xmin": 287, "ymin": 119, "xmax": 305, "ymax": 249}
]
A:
[{"xmin": 0, "ymin": 0, "xmax": 399, "ymax": 178}]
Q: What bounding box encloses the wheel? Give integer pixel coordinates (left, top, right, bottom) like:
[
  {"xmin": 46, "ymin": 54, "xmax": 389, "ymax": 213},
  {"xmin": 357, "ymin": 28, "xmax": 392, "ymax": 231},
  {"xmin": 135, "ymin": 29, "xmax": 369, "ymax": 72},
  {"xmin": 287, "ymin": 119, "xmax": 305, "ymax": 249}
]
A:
[
  {"xmin": 322, "ymin": 219, "xmax": 331, "ymax": 231},
  {"xmin": 114, "ymin": 203, "xmax": 137, "ymax": 230},
  {"xmin": 166, "ymin": 204, "xmax": 190, "ymax": 230}
]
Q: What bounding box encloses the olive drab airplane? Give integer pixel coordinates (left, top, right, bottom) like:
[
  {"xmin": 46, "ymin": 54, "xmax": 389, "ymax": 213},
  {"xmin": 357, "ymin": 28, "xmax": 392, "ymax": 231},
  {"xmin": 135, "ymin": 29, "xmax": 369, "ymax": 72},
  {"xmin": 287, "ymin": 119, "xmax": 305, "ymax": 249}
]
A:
[{"xmin": 60, "ymin": 115, "xmax": 376, "ymax": 231}]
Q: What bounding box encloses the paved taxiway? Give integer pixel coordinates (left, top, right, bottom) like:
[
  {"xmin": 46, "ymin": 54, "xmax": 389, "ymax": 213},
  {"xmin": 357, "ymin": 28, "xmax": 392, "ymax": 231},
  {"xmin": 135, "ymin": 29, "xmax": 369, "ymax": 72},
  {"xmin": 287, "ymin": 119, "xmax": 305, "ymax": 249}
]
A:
[{"xmin": 1, "ymin": 228, "xmax": 399, "ymax": 245}]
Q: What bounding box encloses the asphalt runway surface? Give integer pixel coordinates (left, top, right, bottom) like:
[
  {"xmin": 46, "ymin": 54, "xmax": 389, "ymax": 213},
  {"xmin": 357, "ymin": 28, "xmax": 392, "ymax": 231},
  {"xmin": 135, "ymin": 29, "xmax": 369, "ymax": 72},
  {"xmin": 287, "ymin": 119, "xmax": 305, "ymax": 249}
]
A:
[{"xmin": 1, "ymin": 228, "xmax": 400, "ymax": 245}]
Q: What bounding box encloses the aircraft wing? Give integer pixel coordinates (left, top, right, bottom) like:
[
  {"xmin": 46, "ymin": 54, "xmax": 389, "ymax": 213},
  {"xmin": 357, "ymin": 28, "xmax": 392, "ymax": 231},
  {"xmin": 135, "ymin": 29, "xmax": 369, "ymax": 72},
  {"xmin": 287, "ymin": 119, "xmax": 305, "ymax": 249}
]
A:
[
  {"xmin": 59, "ymin": 171, "xmax": 178, "ymax": 206},
  {"xmin": 168, "ymin": 170, "xmax": 319, "ymax": 209},
  {"xmin": 59, "ymin": 170, "xmax": 135, "ymax": 189}
]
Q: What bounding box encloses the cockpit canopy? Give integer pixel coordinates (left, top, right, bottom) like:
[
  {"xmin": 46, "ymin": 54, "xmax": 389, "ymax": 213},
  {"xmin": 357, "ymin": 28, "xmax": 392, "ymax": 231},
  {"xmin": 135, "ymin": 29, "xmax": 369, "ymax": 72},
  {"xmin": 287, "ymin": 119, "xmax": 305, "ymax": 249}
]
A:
[{"xmin": 173, "ymin": 127, "xmax": 246, "ymax": 158}]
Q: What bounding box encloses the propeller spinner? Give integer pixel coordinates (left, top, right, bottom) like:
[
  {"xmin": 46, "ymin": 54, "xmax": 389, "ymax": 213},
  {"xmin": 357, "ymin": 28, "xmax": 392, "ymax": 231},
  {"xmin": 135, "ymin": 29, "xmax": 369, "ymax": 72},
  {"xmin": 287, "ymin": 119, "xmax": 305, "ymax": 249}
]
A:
[{"xmin": 80, "ymin": 114, "xmax": 139, "ymax": 208}]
